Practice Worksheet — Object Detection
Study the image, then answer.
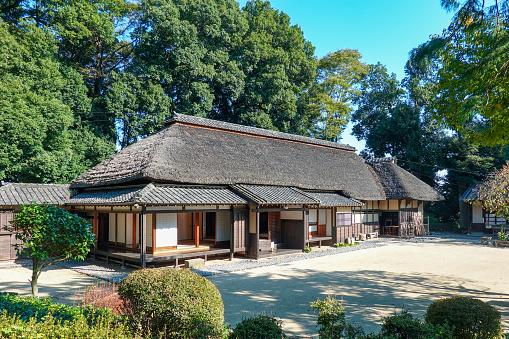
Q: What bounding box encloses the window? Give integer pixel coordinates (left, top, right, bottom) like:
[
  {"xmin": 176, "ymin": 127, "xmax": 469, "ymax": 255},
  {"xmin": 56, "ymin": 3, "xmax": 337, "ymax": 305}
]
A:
[{"xmin": 336, "ymin": 213, "xmax": 352, "ymax": 226}]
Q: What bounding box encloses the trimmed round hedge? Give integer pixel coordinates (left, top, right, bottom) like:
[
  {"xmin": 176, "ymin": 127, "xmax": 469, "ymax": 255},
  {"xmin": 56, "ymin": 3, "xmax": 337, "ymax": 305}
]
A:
[
  {"xmin": 118, "ymin": 267, "xmax": 224, "ymax": 338},
  {"xmin": 230, "ymin": 314, "xmax": 286, "ymax": 339},
  {"xmin": 425, "ymin": 296, "xmax": 502, "ymax": 339}
]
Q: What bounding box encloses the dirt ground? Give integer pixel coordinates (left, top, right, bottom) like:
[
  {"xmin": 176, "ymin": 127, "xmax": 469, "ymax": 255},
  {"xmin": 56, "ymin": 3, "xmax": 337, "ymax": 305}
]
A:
[
  {"xmin": 0, "ymin": 234, "xmax": 507, "ymax": 338},
  {"xmin": 208, "ymin": 235, "xmax": 509, "ymax": 337}
]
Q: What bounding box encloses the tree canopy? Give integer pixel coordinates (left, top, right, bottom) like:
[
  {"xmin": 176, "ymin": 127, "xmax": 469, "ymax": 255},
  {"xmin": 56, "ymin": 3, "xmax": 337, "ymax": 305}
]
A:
[
  {"xmin": 477, "ymin": 161, "xmax": 509, "ymax": 219},
  {"xmin": 4, "ymin": 204, "xmax": 95, "ymax": 296}
]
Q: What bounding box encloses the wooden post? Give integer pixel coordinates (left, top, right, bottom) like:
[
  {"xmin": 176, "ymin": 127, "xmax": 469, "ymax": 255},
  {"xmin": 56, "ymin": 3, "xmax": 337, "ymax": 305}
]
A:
[
  {"xmin": 195, "ymin": 213, "xmax": 200, "ymax": 248},
  {"xmin": 152, "ymin": 214, "xmax": 157, "ymax": 254},
  {"xmin": 140, "ymin": 208, "xmax": 147, "ymax": 268},
  {"xmin": 93, "ymin": 212, "xmax": 98, "ymax": 250},
  {"xmin": 132, "ymin": 214, "xmax": 137, "ymax": 249},
  {"xmin": 255, "ymin": 211, "xmax": 259, "ymax": 260},
  {"xmin": 230, "ymin": 207, "xmax": 235, "ymax": 260}
]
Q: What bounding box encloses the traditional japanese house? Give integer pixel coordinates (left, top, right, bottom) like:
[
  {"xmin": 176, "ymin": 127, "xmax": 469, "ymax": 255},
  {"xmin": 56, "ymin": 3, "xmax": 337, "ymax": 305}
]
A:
[
  {"xmin": 65, "ymin": 113, "xmax": 442, "ymax": 267},
  {"xmin": 0, "ymin": 182, "xmax": 70, "ymax": 261},
  {"xmin": 461, "ymin": 184, "xmax": 508, "ymax": 233}
]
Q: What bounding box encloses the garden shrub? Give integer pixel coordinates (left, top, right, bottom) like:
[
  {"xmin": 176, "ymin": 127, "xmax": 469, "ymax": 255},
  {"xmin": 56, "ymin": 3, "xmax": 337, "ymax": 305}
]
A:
[
  {"xmin": 0, "ymin": 310, "xmax": 139, "ymax": 338},
  {"xmin": 310, "ymin": 294, "xmax": 364, "ymax": 339},
  {"xmin": 230, "ymin": 314, "xmax": 285, "ymax": 339},
  {"xmin": 425, "ymin": 296, "xmax": 502, "ymax": 339},
  {"xmin": 0, "ymin": 292, "xmax": 114, "ymax": 325},
  {"xmin": 378, "ymin": 311, "xmax": 453, "ymax": 339},
  {"xmin": 118, "ymin": 267, "xmax": 225, "ymax": 339}
]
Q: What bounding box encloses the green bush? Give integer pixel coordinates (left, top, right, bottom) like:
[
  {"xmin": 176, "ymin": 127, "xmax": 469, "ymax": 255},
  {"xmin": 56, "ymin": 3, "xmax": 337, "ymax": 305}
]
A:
[
  {"xmin": 425, "ymin": 296, "xmax": 502, "ymax": 339},
  {"xmin": 310, "ymin": 294, "xmax": 364, "ymax": 339},
  {"xmin": 0, "ymin": 310, "xmax": 138, "ymax": 338},
  {"xmin": 378, "ymin": 311, "xmax": 453, "ymax": 339},
  {"xmin": 0, "ymin": 292, "xmax": 115, "ymax": 325},
  {"xmin": 118, "ymin": 267, "xmax": 225, "ymax": 339},
  {"xmin": 230, "ymin": 314, "xmax": 285, "ymax": 339}
]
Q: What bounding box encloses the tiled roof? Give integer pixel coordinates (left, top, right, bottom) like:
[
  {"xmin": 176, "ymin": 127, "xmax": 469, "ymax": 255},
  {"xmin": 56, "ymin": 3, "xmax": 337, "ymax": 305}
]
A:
[
  {"xmin": 461, "ymin": 185, "xmax": 480, "ymax": 201},
  {"xmin": 0, "ymin": 183, "xmax": 69, "ymax": 206},
  {"xmin": 67, "ymin": 184, "xmax": 248, "ymax": 205},
  {"xmin": 304, "ymin": 191, "xmax": 363, "ymax": 207},
  {"xmin": 231, "ymin": 184, "xmax": 319, "ymax": 205}
]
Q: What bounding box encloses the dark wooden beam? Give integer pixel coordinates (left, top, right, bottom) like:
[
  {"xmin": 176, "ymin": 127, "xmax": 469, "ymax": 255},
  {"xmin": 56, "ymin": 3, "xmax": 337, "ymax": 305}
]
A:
[{"xmin": 140, "ymin": 208, "xmax": 147, "ymax": 268}]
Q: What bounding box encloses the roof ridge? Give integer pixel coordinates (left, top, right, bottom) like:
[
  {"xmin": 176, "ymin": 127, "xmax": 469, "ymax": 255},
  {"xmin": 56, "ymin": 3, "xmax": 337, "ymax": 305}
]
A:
[
  {"xmin": 365, "ymin": 156, "xmax": 397, "ymax": 164},
  {"xmin": 166, "ymin": 113, "xmax": 356, "ymax": 152}
]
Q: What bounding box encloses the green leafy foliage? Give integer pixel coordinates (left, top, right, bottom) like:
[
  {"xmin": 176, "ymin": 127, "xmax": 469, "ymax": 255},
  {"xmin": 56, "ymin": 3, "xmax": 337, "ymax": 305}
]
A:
[
  {"xmin": 4, "ymin": 204, "xmax": 95, "ymax": 296},
  {"xmin": 0, "ymin": 309, "xmax": 138, "ymax": 339},
  {"xmin": 308, "ymin": 49, "xmax": 369, "ymax": 141},
  {"xmin": 412, "ymin": 0, "xmax": 509, "ymax": 146},
  {"xmin": 230, "ymin": 314, "xmax": 286, "ymax": 339},
  {"xmin": 478, "ymin": 161, "xmax": 509, "ymax": 221},
  {"xmin": 0, "ymin": 19, "xmax": 113, "ymax": 183},
  {"xmin": 375, "ymin": 311, "xmax": 453, "ymax": 339},
  {"xmin": 0, "ymin": 293, "xmax": 114, "ymax": 325},
  {"xmin": 309, "ymin": 293, "xmax": 364, "ymax": 339},
  {"xmin": 118, "ymin": 267, "xmax": 225, "ymax": 339},
  {"xmin": 425, "ymin": 296, "xmax": 502, "ymax": 339}
]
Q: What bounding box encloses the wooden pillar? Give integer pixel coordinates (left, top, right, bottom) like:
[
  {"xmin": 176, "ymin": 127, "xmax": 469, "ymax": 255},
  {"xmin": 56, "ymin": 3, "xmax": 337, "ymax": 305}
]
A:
[
  {"xmin": 132, "ymin": 214, "xmax": 137, "ymax": 249},
  {"xmin": 152, "ymin": 214, "xmax": 157, "ymax": 254},
  {"xmin": 230, "ymin": 207, "xmax": 235, "ymax": 260},
  {"xmin": 140, "ymin": 208, "xmax": 147, "ymax": 268},
  {"xmin": 255, "ymin": 211, "xmax": 260, "ymax": 260},
  {"xmin": 194, "ymin": 213, "xmax": 200, "ymax": 248},
  {"xmin": 93, "ymin": 212, "xmax": 98, "ymax": 250}
]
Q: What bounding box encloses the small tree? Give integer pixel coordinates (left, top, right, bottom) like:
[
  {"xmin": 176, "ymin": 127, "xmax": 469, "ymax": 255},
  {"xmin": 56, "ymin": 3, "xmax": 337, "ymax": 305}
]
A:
[
  {"xmin": 478, "ymin": 161, "xmax": 509, "ymax": 221},
  {"xmin": 4, "ymin": 204, "xmax": 95, "ymax": 296}
]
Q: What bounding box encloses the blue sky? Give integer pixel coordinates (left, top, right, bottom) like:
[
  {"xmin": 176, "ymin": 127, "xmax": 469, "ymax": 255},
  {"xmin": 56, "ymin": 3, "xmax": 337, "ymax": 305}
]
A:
[{"xmin": 237, "ymin": 0, "xmax": 455, "ymax": 151}]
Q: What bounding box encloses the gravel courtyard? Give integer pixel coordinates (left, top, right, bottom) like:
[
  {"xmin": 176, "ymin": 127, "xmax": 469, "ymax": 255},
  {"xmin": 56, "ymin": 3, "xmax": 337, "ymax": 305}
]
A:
[
  {"xmin": 0, "ymin": 234, "xmax": 507, "ymax": 337},
  {"xmin": 207, "ymin": 235, "xmax": 509, "ymax": 337}
]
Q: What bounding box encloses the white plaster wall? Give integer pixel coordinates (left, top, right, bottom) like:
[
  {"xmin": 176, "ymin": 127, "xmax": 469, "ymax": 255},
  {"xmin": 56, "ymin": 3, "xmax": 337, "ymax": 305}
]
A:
[
  {"xmin": 326, "ymin": 209, "xmax": 332, "ymax": 236},
  {"xmin": 177, "ymin": 213, "xmax": 188, "ymax": 240},
  {"xmin": 126, "ymin": 214, "xmax": 133, "ymax": 246},
  {"xmin": 216, "ymin": 211, "xmax": 231, "ymax": 242},
  {"xmin": 156, "ymin": 214, "xmax": 178, "ymax": 248},
  {"xmin": 145, "ymin": 215, "xmax": 152, "ymax": 247},
  {"xmin": 418, "ymin": 202, "xmax": 424, "ymax": 214},
  {"xmin": 336, "ymin": 207, "xmax": 351, "ymax": 213},
  {"xmin": 146, "ymin": 206, "xmax": 183, "ymax": 211},
  {"xmin": 354, "ymin": 213, "xmax": 362, "ymax": 224},
  {"xmin": 309, "ymin": 209, "xmax": 317, "ymax": 223},
  {"xmin": 473, "ymin": 205, "xmax": 484, "ymax": 223},
  {"xmin": 117, "ymin": 213, "xmax": 125, "ymax": 243},
  {"xmin": 108, "ymin": 213, "xmax": 115, "ymax": 242},
  {"xmin": 280, "ymin": 211, "xmax": 303, "ymax": 220}
]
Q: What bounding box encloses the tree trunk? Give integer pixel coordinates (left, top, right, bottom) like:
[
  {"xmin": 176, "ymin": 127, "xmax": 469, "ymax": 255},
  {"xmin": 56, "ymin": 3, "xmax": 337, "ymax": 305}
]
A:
[
  {"xmin": 30, "ymin": 272, "xmax": 38, "ymax": 296},
  {"xmin": 30, "ymin": 258, "xmax": 41, "ymax": 297}
]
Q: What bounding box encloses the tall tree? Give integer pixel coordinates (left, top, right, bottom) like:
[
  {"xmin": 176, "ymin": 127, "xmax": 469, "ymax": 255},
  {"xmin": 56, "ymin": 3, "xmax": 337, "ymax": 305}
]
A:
[
  {"xmin": 235, "ymin": 0, "xmax": 316, "ymax": 133},
  {"xmin": 133, "ymin": 0, "xmax": 248, "ymax": 119},
  {"xmin": 308, "ymin": 49, "xmax": 369, "ymax": 141},
  {"xmin": 0, "ymin": 20, "xmax": 112, "ymax": 183},
  {"xmin": 412, "ymin": 0, "xmax": 509, "ymax": 146},
  {"xmin": 4, "ymin": 204, "xmax": 94, "ymax": 296},
  {"xmin": 351, "ymin": 63, "xmax": 445, "ymax": 186}
]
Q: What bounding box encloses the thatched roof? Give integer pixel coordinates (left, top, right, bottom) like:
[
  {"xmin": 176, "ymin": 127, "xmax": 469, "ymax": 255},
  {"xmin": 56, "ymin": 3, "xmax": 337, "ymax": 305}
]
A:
[
  {"xmin": 366, "ymin": 158, "xmax": 443, "ymax": 201},
  {"xmin": 71, "ymin": 113, "xmax": 441, "ymax": 202},
  {"xmin": 0, "ymin": 183, "xmax": 69, "ymax": 206}
]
